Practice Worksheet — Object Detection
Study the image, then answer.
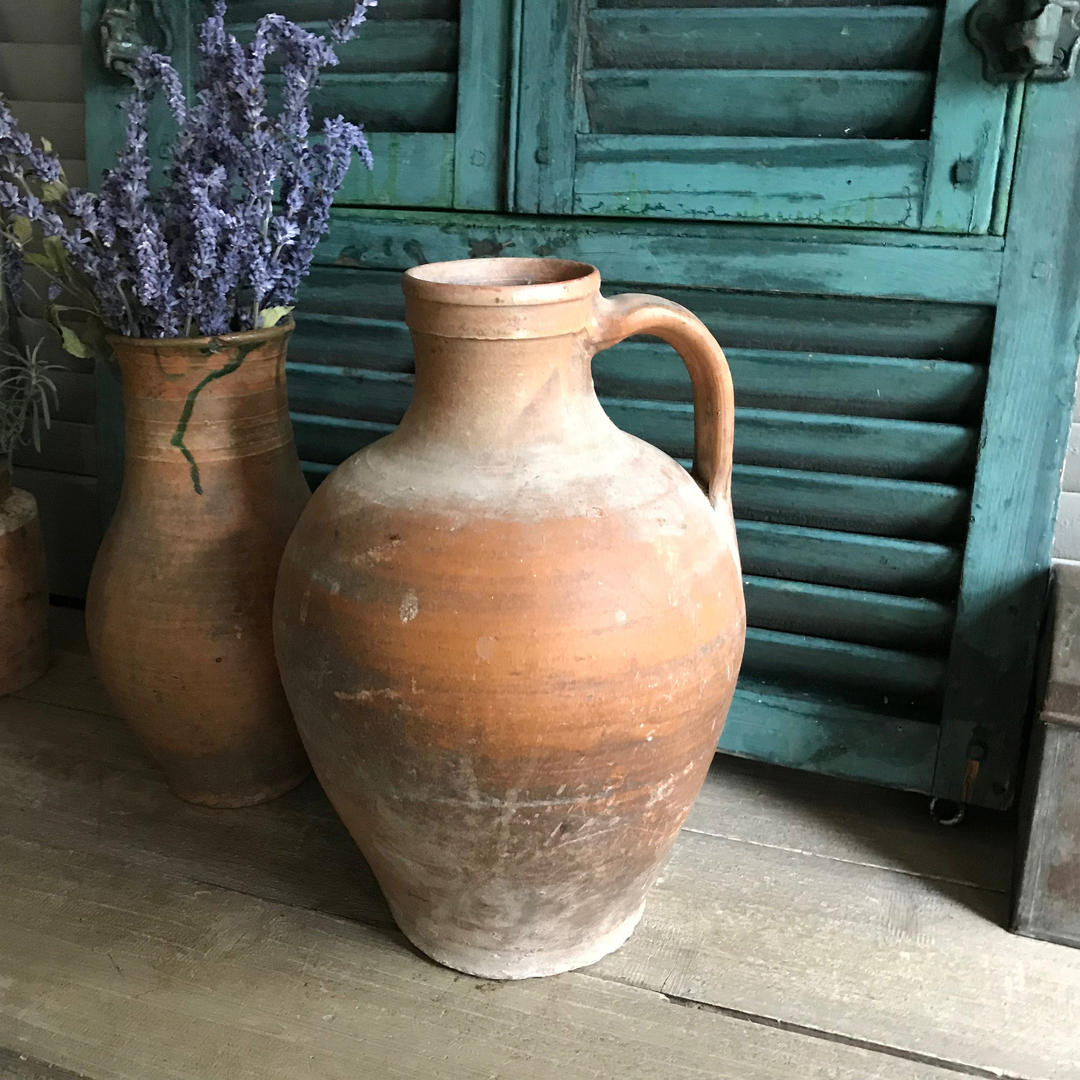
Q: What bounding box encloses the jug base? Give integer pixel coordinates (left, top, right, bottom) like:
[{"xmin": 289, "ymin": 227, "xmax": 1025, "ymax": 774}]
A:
[{"xmin": 399, "ymin": 901, "xmax": 646, "ymax": 981}]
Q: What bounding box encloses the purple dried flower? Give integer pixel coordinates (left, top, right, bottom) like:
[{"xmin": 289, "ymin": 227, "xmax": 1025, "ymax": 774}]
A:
[
  {"xmin": 0, "ymin": 2, "xmax": 375, "ymax": 339},
  {"xmin": 331, "ymin": 0, "xmax": 379, "ymax": 43},
  {"xmin": 1, "ymin": 237, "xmax": 23, "ymax": 302},
  {"xmin": 0, "ymin": 179, "xmax": 20, "ymax": 213}
]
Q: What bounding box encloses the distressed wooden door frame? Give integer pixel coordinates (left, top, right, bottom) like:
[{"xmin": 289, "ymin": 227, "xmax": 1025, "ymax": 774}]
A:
[
  {"xmin": 513, "ymin": 0, "xmax": 1018, "ymax": 233},
  {"xmin": 932, "ymin": 77, "xmax": 1080, "ymax": 807}
]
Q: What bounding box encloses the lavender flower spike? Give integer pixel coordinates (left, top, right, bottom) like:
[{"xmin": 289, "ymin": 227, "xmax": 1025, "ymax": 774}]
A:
[
  {"xmin": 0, "ymin": 1, "xmax": 376, "ymax": 341},
  {"xmin": 331, "ymin": 0, "xmax": 378, "ymax": 43}
]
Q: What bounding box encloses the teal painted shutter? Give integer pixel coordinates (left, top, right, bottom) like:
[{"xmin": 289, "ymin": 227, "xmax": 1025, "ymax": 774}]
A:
[
  {"xmin": 516, "ymin": 0, "xmax": 1017, "ymax": 232},
  {"xmin": 82, "ymin": 1, "xmax": 1080, "ymax": 807},
  {"xmin": 226, "ymin": 0, "xmax": 511, "ymax": 209}
]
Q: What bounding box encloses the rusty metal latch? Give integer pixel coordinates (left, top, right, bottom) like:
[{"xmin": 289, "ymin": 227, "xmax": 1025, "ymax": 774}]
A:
[
  {"xmin": 967, "ymin": 0, "xmax": 1080, "ymax": 81},
  {"xmin": 99, "ymin": 0, "xmax": 173, "ymax": 80}
]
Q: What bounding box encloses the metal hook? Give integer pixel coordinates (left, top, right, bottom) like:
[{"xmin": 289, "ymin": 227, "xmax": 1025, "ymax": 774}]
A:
[{"xmin": 100, "ymin": 0, "xmax": 175, "ymax": 80}]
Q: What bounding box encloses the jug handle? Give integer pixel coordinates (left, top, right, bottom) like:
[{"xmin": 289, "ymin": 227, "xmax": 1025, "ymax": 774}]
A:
[{"xmin": 587, "ymin": 294, "xmax": 735, "ymax": 507}]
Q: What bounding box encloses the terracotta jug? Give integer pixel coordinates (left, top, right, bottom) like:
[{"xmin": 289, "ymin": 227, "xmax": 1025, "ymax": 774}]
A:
[
  {"xmin": 0, "ymin": 458, "xmax": 48, "ymax": 696},
  {"xmin": 274, "ymin": 259, "xmax": 745, "ymax": 978},
  {"xmin": 86, "ymin": 323, "xmax": 311, "ymax": 807}
]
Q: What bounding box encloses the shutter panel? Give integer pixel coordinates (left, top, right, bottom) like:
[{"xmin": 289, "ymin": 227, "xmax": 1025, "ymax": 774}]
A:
[
  {"xmin": 226, "ymin": 0, "xmax": 510, "ymax": 209},
  {"xmin": 516, "ymin": 0, "xmax": 1015, "ymax": 232}
]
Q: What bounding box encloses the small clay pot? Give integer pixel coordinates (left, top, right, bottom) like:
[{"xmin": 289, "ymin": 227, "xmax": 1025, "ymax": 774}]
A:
[
  {"xmin": 275, "ymin": 258, "xmax": 746, "ymax": 978},
  {"xmin": 0, "ymin": 457, "xmax": 48, "ymax": 696},
  {"xmin": 86, "ymin": 323, "xmax": 311, "ymax": 807}
]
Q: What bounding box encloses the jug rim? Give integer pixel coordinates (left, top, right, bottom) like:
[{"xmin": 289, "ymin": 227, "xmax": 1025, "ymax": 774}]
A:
[{"xmin": 403, "ymin": 257, "xmax": 600, "ymax": 306}]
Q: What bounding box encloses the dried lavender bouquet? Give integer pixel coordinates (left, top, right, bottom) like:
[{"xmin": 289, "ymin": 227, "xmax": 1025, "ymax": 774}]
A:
[{"xmin": 0, "ymin": 0, "xmax": 376, "ymax": 348}]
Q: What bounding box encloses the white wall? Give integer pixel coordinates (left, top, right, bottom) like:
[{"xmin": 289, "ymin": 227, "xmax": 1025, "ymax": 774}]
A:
[
  {"xmin": 0, "ymin": 0, "xmax": 86, "ymax": 185},
  {"xmin": 1055, "ymin": 362, "xmax": 1080, "ymax": 561}
]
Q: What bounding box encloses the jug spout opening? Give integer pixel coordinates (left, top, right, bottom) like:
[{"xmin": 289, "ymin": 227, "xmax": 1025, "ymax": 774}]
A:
[
  {"xmin": 404, "ymin": 258, "xmax": 602, "ymax": 340},
  {"xmin": 404, "ymin": 258, "xmax": 599, "ymax": 304}
]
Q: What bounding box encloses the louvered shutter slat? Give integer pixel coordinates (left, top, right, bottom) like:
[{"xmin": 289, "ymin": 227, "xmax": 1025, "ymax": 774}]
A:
[
  {"xmin": 521, "ymin": 0, "xmax": 1008, "ymax": 233},
  {"xmin": 227, "ymin": 1, "xmax": 505, "ymax": 210}
]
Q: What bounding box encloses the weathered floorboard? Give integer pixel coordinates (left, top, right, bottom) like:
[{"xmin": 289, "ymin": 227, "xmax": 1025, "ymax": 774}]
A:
[
  {"xmin": 4, "ymin": 638, "xmax": 1074, "ymax": 1079},
  {"xmin": 0, "ymin": 832, "xmax": 968, "ymax": 1080},
  {"xmin": 592, "ymin": 830, "xmax": 1080, "ymax": 1080},
  {"xmin": 686, "ymin": 755, "xmax": 1013, "ymax": 893}
]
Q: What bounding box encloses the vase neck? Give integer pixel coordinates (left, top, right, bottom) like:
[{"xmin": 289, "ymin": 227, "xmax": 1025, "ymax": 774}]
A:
[{"xmin": 111, "ymin": 329, "xmax": 293, "ymax": 459}]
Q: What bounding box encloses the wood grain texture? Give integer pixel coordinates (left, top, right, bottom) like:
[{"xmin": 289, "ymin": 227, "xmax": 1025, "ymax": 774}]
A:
[
  {"xmin": 0, "ymin": 1047, "xmax": 93, "ymax": 1080},
  {"xmin": 591, "ymin": 829, "xmax": 1080, "ymax": 1080},
  {"xmin": 574, "ymin": 136, "xmax": 927, "ymax": 228},
  {"xmin": 0, "ymin": 834, "xmax": 972, "ymax": 1080},
  {"xmin": 0, "ymin": 649, "xmax": 1044, "ymax": 1080},
  {"xmin": 586, "ymin": 7, "xmax": 942, "ymax": 71},
  {"xmin": 320, "ymin": 209, "xmax": 1004, "ymax": 303},
  {"xmin": 934, "ymin": 77, "xmax": 1080, "ymax": 808},
  {"xmin": 454, "ymin": 0, "xmax": 512, "ymax": 209},
  {"xmin": 514, "ymin": 0, "xmax": 582, "ymax": 212},
  {"xmin": 686, "ymin": 753, "xmax": 1013, "ymax": 893},
  {"xmin": 583, "ymin": 69, "xmax": 934, "ymax": 139},
  {"xmin": 1013, "ymin": 721, "xmax": 1080, "ymax": 947},
  {"xmin": 723, "ymin": 681, "xmax": 939, "ymax": 790},
  {"xmin": 736, "ymin": 520, "xmax": 962, "ymax": 598},
  {"xmin": 334, "ymin": 133, "xmax": 455, "ymax": 208},
  {"xmin": 920, "ymin": 0, "xmax": 1009, "ymax": 233}
]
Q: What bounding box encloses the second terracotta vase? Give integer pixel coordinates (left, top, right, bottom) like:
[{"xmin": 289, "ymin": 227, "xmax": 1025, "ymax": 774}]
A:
[
  {"xmin": 86, "ymin": 323, "xmax": 311, "ymax": 807},
  {"xmin": 0, "ymin": 457, "xmax": 48, "ymax": 696},
  {"xmin": 275, "ymin": 258, "xmax": 746, "ymax": 978}
]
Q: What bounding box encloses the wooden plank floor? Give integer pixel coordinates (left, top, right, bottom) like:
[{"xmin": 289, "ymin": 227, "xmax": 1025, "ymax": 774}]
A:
[{"xmin": 1, "ymin": 609, "xmax": 1079, "ymax": 1080}]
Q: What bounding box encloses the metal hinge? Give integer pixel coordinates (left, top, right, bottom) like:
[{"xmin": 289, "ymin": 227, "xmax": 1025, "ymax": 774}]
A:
[
  {"xmin": 967, "ymin": 0, "xmax": 1080, "ymax": 81},
  {"xmin": 99, "ymin": 0, "xmax": 173, "ymax": 80}
]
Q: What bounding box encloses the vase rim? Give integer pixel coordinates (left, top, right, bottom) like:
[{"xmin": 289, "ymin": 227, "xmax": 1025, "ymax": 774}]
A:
[
  {"xmin": 106, "ymin": 318, "xmax": 294, "ymax": 351},
  {"xmin": 403, "ymin": 258, "xmax": 600, "ymax": 306}
]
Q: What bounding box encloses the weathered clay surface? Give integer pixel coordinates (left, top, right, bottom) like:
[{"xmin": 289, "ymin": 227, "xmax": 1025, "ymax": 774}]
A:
[
  {"xmin": 0, "ymin": 468, "xmax": 48, "ymax": 696},
  {"xmin": 86, "ymin": 324, "xmax": 311, "ymax": 807},
  {"xmin": 275, "ymin": 259, "xmax": 745, "ymax": 977}
]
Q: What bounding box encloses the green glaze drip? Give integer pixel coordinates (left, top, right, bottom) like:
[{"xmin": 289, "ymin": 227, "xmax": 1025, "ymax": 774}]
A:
[{"xmin": 170, "ymin": 340, "xmax": 259, "ymax": 495}]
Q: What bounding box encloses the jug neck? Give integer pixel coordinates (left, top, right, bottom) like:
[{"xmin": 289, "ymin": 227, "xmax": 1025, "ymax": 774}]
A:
[
  {"xmin": 400, "ymin": 258, "xmax": 608, "ymax": 454},
  {"xmin": 402, "ymin": 332, "xmax": 608, "ymax": 452}
]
